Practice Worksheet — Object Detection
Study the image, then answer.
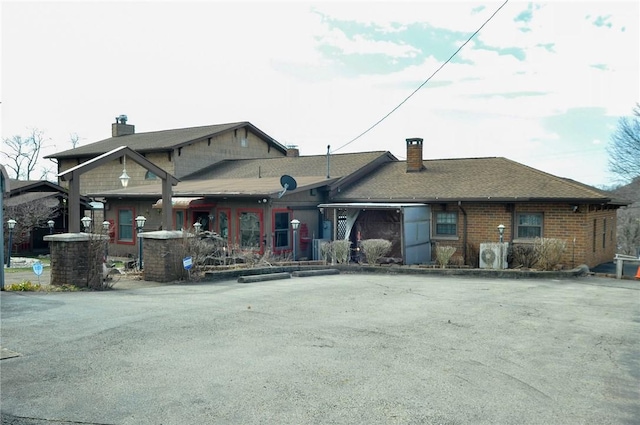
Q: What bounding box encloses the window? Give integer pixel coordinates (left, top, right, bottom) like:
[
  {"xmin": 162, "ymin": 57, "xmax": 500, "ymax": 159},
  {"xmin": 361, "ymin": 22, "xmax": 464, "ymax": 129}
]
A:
[
  {"xmin": 175, "ymin": 210, "xmax": 185, "ymax": 230},
  {"xmin": 218, "ymin": 209, "xmax": 230, "ymax": 242},
  {"xmin": 517, "ymin": 213, "xmax": 543, "ymax": 238},
  {"xmin": 593, "ymin": 219, "xmax": 597, "ymax": 252},
  {"xmin": 238, "ymin": 210, "xmax": 262, "ymax": 250},
  {"xmin": 434, "ymin": 212, "xmax": 457, "ymax": 236},
  {"xmin": 273, "ymin": 210, "xmax": 291, "ymax": 250},
  {"xmin": 118, "ymin": 209, "xmax": 134, "ymax": 242},
  {"xmin": 602, "ymin": 218, "xmax": 606, "ymax": 249}
]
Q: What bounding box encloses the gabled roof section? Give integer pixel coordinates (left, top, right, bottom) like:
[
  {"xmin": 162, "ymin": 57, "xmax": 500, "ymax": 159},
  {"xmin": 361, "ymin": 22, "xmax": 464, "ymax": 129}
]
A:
[
  {"xmin": 45, "ymin": 121, "xmax": 287, "ymax": 159},
  {"xmin": 183, "ymin": 151, "xmax": 396, "ymax": 188},
  {"xmin": 332, "ymin": 157, "xmax": 619, "ymax": 203},
  {"xmin": 8, "ymin": 179, "xmax": 64, "ymax": 195}
]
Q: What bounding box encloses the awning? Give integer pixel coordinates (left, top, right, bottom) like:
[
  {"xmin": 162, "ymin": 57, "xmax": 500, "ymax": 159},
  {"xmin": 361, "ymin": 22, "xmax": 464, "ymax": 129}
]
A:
[{"xmin": 152, "ymin": 197, "xmax": 204, "ymax": 209}]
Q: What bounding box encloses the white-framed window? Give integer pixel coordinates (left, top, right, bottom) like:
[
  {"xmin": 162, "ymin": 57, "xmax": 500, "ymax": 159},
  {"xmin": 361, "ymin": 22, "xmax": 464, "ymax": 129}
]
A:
[
  {"xmin": 434, "ymin": 212, "xmax": 457, "ymax": 236},
  {"xmin": 517, "ymin": 213, "xmax": 543, "ymax": 238}
]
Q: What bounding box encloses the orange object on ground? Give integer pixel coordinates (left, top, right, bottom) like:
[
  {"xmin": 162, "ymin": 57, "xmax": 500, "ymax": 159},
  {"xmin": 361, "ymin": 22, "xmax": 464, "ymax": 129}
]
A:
[{"xmin": 635, "ymin": 266, "xmax": 640, "ymax": 279}]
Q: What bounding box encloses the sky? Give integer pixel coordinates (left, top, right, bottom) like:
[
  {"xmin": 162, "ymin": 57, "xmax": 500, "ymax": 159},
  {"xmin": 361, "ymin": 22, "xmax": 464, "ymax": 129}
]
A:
[{"xmin": 2, "ymin": 0, "xmax": 638, "ymax": 188}]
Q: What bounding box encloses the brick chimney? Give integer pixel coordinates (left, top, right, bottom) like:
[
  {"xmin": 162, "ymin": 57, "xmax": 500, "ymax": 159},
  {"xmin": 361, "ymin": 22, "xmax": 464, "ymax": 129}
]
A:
[
  {"xmin": 406, "ymin": 138, "xmax": 424, "ymax": 172},
  {"xmin": 286, "ymin": 145, "xmax": 300, "ymax": 157},
  {"xmin": 112, "ymin": 115, "xmax": 135, "ymax": 137}
]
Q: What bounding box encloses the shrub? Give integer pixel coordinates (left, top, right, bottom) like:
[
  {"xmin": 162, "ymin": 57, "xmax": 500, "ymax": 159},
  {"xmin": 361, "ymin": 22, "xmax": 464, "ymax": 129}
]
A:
[
  {"xmin": 533, "ymin": 237, "xmax": 567, "ymax": 271},
  {"xmin": 435, "ymin": 245, "xmax": 457, "ymax": 268},
  {"xmin": 332, "ymin": 240, "xmax": 352, "ymax": 264},
  {"xmin": 510, "ymin": 244, "xmax": 538, "ymax": 269},
  {"xmin": 466, "ymin": 243, "xmax": 479, "ymax": 268},
  {"xmin": 5, "ymin": 280, "xmax": 42, "ymax": 291},
  {"xmin": 360, "ymin": 239, "xmax": 392, "ymax": 265},
  {"xmin": 321, "ymin": 240, "xmax": 351, "ymax": 264},
  {"xmin": 320, "ymin": 241, "xmax": 332, "ymax": 264}
]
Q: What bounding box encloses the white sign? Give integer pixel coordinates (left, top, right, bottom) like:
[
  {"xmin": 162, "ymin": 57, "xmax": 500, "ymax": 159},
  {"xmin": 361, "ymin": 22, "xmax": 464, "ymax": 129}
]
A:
[
  {"xmin": 183, "ymin": 256, "xmax": 193, "ymax": 270},
  {"xmin": 33, "ymin": 262, "xmax": 43, "ymax": 276}
]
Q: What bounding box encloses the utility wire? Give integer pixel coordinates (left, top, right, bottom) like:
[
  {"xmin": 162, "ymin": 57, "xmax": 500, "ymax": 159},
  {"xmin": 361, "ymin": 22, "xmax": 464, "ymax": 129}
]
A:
[{"xmin": 332, "ymin": 0, "xmax": 510, "ymax": 153}]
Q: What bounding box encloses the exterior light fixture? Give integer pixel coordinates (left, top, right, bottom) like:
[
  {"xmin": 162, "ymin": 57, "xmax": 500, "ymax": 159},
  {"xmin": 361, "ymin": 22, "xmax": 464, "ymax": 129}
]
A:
[
  {"xmin": 6, "ymin": 219, "xmax": 17, "ymax": 268},
  {"xmin": 136, "ymin": 215, "xmax": 146, "ymax": 270},
  {"xmin": 194, "ymin": 222, "xmax": 202, "ymax": 233},
  {"xmin": 102, "ymin": 221, "xmax": 111, "ymax": 262},
  {"xmin": 497, "ymin": 224, "xmax": 505, "ymax": 243},
  {"xmin": 119, "ymin": 155, "xmax": 130, "ymax": 188},
  {"xmin": 47, "ymin": 219, "xmax": 55, "ymax": 234},
  {"xmin": 81, "ymin": 216, "xmax": 92, "ymax": 232},
  {"xmin": 290, "ymin": 218, "xmax": 300, "ymax": 261}
]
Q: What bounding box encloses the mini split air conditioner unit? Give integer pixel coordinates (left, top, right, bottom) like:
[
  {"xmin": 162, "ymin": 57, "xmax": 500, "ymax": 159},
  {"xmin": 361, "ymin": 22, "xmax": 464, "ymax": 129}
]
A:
[{"xmin": 479, "ymin": 242, "xmax": 509, "ymax": 269}]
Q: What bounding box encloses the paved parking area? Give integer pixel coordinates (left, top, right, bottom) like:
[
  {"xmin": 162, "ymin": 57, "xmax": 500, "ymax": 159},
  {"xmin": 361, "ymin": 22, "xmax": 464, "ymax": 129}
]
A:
[{"xmin": 1, "ymin": 274, "xmax": 639, "ymax": 425}]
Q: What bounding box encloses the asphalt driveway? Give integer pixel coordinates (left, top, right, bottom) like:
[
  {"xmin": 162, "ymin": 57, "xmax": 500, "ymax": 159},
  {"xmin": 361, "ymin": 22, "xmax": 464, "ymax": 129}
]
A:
[{"xmin": 1, "ymin": 274, "xmax": 639, "ymax": 425}]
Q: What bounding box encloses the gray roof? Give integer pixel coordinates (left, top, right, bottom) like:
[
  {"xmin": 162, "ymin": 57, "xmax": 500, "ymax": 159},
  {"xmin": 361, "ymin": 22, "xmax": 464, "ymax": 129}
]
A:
[
  {"xmin": 184, "ymin": 151, "xmax": 394, "ymax": 180},
  {"xmin": 332, "ymin": 157, "xmax": 618, "ymax": 203},
  {"xmin": 45, "ymin": 122, "xmax": 287, "ymax": 159},
  {"xmin": 90, "ymin": 176, "xmax": 339, "ymax": 198},
  {"xmin": 88, "ymin": 151, "xmax": 393, "ymax": 198}
]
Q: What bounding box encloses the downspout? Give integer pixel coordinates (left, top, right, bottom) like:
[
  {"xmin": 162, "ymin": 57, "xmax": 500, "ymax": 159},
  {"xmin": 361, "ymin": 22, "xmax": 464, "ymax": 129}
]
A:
[{"xmin": 458, "ymin": 201, "xmax": 468, "ymax": 265}]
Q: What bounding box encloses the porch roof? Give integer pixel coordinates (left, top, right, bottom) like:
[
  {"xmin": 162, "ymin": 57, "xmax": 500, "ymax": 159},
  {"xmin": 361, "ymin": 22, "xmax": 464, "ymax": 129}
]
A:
[{"xmin": 152, "ymin": 197, "xmax": 205, "ymax": 209}]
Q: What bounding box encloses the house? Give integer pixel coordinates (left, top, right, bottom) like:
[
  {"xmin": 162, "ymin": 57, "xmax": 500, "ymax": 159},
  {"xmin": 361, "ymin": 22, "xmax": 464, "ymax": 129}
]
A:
[
  {"xmin": 321, "ymin": 138, "xmax": 627, "ymax": 269},
  {"xmin": 45, "ymin": 119, "xmax": 627, "ymax": 268},
  {"xmin": 45, "ymin": 118, "xmax": 395, "ymax": 258},
  {"xmin": 86, "ymin": 150, "xmax": 396, "ymax": 259}
]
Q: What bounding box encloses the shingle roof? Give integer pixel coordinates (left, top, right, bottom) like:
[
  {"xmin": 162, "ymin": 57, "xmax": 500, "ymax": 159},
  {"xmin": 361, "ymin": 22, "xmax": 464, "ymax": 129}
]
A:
[
  {"xmin": 88, "ymin": 151, "xmax": 393, "ymax": 198},
  {"xmin": 90, "ymin": 176, "xmax": 339, "ymax": 198},
  {"xmin": 184, "ymin": 151, "xmax": 393, "ymax": 180},
  {"xmin": 332, "ymin": 157, "xmax": 615, "ymax": 202},
  {"xmin": 45, "ymin": 122, "xmax": 287, "ymax": 159}
]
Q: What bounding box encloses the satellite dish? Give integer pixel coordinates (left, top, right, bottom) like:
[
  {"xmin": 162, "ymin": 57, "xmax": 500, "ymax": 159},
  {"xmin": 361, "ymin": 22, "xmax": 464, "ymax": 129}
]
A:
[{"xmin": 278, "ymin": 175, "xmax": 297, "ymax": 198}]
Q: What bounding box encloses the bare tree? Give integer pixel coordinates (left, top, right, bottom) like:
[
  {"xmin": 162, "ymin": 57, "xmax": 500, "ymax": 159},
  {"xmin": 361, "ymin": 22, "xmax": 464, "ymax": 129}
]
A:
[
  {"xmin": 4, "ymin": 199, "xmax": 58, "ymax": 251},
  {"xmin": 608, "ymin": 104, "xmax": 640, "ymax": 183},
  {"xmin": 2, "ymin": 128, "xmax": 50, "ymax": 180},
  {"xmin": 69, "ymin": 132, "xmax": 82, "ymax": 148}
]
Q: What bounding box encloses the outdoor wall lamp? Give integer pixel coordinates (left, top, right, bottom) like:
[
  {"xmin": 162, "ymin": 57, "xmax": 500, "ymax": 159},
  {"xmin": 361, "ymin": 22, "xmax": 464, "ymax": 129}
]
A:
[
  {"xmin": 48, "ymin": 219, "xmax": 55, "ymax": 234},
  {"xmin": 119, "ymin": 155, "xmax": 130, "ymax": 188},
  {"xmin": 6, "ymin": 219, "xmax": 17, "ymax": 268},
  {"xmin": 571, "ymin": 205, "xmax": 579, "ymax": 213},
  {"xmin": 290, "ymin": 218, "xmax": 300, "ymax": 261},
  {"xmin": 81, "ymin": 216, "xmax": 92, "ymax": 232},
  {"xmin": 136, "ymin": 215, "xmax": 147, "ymax": 270},
  {"xmin": 497, "ymin": 224, "xmax": 505, "ymax": 243},
  {"xmin": 194, "ymin": 222, "xmax": 202, "ymax": 233}
]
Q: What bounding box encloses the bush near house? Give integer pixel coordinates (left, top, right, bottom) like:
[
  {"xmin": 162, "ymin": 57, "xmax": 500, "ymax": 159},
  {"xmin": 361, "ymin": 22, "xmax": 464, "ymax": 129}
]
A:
[
  {"xmin": 435, "ymin": 245, "xmax": 457, "ymax": 268},
  {"xmin": 360, "ymin": 239, "xmax": 392, "ymax": 265},
  {"xmin": 320, "ymin": 240, "xmax": 351, "ymax": 264},
  {"xmin": 533, "ymin": 237, "xmax": 567, "ymax": 271},
  {"xmin": 509, "ymin": 244, "xmax": 538, "ymax": 269}
]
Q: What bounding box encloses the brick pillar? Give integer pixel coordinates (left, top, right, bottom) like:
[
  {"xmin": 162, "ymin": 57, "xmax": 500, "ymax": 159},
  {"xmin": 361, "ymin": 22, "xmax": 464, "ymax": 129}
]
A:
[
  {"xmin": 44, "ymin": 233, "xmax": 107, "ymax": 288},
  {"xmin": 406, "ymin": 138, "xmax": 425, "ymax": 172},
  {"xmin": 141, "ymin": 231, "xmax": 193, "ymax": 282}
]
